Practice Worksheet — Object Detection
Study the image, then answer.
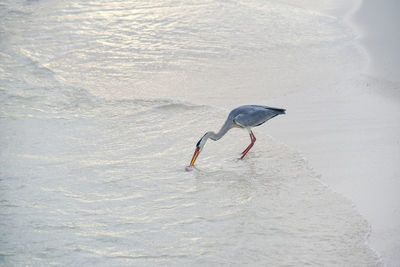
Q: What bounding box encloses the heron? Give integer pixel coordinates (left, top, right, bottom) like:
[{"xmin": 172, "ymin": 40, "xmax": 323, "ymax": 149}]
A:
[{"xmin": 188, "ymin": 105, "xmax": 285, "ymax": 168}]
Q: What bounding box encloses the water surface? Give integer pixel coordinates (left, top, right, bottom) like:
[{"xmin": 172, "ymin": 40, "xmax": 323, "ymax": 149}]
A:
[{"xmin": 0, "ymin": 0, "xmax": 379, "ymax": 265}]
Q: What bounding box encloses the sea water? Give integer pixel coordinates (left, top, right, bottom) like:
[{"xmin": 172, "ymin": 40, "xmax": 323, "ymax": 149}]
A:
[{"xmin": 0, "ymin": 0, "xmax": 380, "ymax": 266}]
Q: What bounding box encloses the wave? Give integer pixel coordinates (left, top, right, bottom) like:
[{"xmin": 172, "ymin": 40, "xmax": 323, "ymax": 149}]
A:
[{"xmin": 0, "ymin": 87, "xmax": 381, "ymax": 265}]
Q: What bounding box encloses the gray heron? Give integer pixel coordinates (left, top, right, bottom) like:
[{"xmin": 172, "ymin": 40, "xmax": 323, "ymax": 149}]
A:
[{"xmin": 188, "ymin": 105, "xmax": 285, "ymax": 168}]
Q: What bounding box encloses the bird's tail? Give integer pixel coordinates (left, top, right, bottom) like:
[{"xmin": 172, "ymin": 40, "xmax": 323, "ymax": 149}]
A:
[{"xmin": 268, "ymin": 107, "xmax": 286, "ymax": 114}]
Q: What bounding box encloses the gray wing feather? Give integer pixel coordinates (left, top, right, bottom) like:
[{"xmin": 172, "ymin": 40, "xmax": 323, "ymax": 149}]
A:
[{"xmin": 232, "ymin": 107, "xmax": 284, "ymax": 128}]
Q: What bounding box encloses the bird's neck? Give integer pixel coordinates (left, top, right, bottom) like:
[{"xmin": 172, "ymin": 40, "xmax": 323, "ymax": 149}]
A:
[
  {"xmin": 198, "ymin": 118, "xmax": 233, "ymax": 152},
  {"xmin": 205, "ymin": 131, "xmax": 219, "ymax": 141},
  {"xmin": 207, "ymin": 119, "xmax": 232, "ymax": 141}
]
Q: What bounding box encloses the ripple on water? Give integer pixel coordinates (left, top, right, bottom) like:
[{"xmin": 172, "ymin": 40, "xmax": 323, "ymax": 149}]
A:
[{"xmin": 0, "ymin": 0, "xmax": 380, "ymax": 265}]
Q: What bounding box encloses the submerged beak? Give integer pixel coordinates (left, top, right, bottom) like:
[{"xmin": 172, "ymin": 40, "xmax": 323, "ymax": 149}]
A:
[{"xmin": 190, "ymin": 147, "xmax": 200, "ymax": 166}]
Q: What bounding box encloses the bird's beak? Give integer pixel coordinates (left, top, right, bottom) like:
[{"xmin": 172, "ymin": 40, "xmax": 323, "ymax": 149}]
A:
[{"xmin": 190, "ymin": 147, "xmax": 200, "ymax": 166}]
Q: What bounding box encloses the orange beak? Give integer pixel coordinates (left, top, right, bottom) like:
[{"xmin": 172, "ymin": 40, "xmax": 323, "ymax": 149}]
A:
[{"xmin": 190, "ymin": 147, "xmax": 200, "ymax": 166}]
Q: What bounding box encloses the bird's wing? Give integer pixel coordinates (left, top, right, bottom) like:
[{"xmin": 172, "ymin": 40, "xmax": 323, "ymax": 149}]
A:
[{"xmin": 233, "ymin": 109, "xmax": 280, "ymax": 128}]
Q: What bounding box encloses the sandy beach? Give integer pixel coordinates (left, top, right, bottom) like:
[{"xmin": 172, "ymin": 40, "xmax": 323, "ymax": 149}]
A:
[
  {"xmin": 268, "ymin": 1, "xmax": 400, "ymax": 265},
  {"xmin": 269, "ymin": 80, "xmax": 400, "ymax": 266}
]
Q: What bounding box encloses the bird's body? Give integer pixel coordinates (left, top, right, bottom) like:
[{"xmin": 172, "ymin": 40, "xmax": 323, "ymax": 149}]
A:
[
  {"xmin": 188, "ymin": 105, "xmax": 285, "ymax": 168},
  {"xmin": 227, "ymin": 105, "xmax": 285, "ymax": 128}
]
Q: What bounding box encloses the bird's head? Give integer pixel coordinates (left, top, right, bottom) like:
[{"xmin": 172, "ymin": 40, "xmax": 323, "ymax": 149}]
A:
[{"xmin": 189, "ymin": 133, "xmax": 208, "ymax": 166}]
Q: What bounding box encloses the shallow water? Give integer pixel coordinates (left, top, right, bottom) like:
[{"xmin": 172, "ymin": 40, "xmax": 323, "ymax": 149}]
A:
[
  {"xmin": 1, "ymin": 0, "xmax": 379, "ymax": 266},
  {"xmin": 0, "ymin": 97, "xmax": 378, "ymax": 266}
]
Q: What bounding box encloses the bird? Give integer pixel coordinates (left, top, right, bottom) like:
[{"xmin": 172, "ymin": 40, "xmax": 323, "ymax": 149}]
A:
[{"xmin": 188, "ymin": 105, "xmax": 286, "ymax": 167}]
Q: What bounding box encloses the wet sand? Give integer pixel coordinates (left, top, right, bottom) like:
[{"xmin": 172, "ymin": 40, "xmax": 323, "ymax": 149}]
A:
[{"xmin": 268, "ymin": 1, "xmax": 400, "ymax": 265}]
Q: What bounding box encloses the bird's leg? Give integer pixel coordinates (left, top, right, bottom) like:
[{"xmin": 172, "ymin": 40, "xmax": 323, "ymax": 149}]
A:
[
  {"xmin": 240, "ymin": 130, "xmax": 256, "ymax": 159},
  {"xmin": 241, "ymin": 130, "xmax": 255, "ymax": 155},
  {"xmin": 250, "ymin": 131, "xmax": 256, "ymax": 142}
]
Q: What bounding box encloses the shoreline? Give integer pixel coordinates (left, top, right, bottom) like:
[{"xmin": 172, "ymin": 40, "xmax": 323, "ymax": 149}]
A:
[
  {"xmin": 269, "ymin": 79, "xmax": 400, "ymax": 266},
  {"xmin": 352, "ymin": 0, "xmax": 400, "ymax": 84},
  {"xmin": 345, "ymin": 1, "xmax": 400, "ymax": 265},
  {"xmin": 268, "ymin": 1, "xmax": 400, "ymax": 265}
]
